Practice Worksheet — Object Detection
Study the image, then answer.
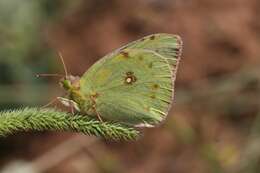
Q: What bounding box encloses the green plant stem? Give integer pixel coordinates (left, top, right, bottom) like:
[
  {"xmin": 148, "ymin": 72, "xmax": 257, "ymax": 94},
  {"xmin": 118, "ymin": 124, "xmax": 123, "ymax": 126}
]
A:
[{"xmin": 0, "ymin": 107, "xmax": 139, "ymax": 140}]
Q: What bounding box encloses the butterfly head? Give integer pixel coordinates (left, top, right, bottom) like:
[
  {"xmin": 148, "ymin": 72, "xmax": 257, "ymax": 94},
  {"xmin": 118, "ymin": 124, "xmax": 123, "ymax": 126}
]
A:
[{"xmin": 59, "ymin": 75, "xmax": 80, "ymax": 91}]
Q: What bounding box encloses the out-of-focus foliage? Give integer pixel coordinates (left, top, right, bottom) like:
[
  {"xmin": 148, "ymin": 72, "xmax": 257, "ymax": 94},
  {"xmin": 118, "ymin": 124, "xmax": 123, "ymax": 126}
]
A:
[
  {"xmin": 0, "ymin": 0, "xmax": 260, "ymax": 173},
  {"xmin": 0, "ymin": 0, "xmax": 82, "ymax": 108}
]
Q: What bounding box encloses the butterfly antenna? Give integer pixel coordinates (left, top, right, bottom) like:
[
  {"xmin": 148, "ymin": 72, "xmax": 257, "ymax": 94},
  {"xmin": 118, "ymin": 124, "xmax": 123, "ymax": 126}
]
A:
[
  {"xmin": 36, "ymin": 74, "xmax": 64, "ymax": 78},
  {"xmin": 58, "ymin": 52, "xmax": 68, "ymax": 77}
]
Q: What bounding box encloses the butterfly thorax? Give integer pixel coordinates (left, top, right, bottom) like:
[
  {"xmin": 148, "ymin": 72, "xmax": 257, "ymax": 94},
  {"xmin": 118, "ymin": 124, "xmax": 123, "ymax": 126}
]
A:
[
  {"xmin": 59, "ymin": 75, "xmax": 96, "ymax": 115},
  {"xmin": 59, "ymin": 75, "xmax": 85, "ymax": 105},
  {"xmin": 59, "ymin": 75, "xmax": 80, "ymax": 90}
]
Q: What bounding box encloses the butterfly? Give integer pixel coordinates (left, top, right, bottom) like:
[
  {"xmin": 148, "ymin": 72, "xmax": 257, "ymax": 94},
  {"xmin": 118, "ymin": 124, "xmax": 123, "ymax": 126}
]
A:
[{"xmin": 43, "ymin": 33, "xmax": 182, "ymax": 127}]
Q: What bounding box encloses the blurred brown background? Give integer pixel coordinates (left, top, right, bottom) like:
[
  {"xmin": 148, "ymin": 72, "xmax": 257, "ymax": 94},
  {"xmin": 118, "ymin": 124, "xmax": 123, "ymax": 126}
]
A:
[{"xmin": 0, "ymin": 0, "xmax": 260, "ymax": 173}]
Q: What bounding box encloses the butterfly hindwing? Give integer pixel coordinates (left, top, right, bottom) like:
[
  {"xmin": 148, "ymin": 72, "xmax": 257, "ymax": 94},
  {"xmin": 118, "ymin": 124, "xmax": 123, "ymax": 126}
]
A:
[
  {"xmin": 78, "ymin": 33, "xmax": 182, "ymax": 126},
  {"xmin": 80, "ymin": 49, "xmax": 173, "ymax": 126}
]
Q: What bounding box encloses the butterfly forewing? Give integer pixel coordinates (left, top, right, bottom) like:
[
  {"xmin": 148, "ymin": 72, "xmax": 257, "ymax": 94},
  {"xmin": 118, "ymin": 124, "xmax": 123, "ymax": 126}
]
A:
[
  {"xmin": 119, "ymin": 33, "xmax": 182, "ymax": 72},
  {"xmin": 79, "ymin": 33, "xmax": 182, "ymax": 126}
]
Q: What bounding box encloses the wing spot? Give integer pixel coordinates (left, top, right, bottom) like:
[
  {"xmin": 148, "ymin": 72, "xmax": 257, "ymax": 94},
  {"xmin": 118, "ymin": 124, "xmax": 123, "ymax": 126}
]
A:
[
  {"xmin": 150, "ymin": 35, "xmax": 155, "ymax": 40},
  {"xmin": 152, "ymin": 84, "xmax": 160, "ymax": 90},
  {"xmin": 170, "ymin": 47, "xmax": 182, "ymax": 59},
  {"xmin": 120, "ymin": 51, "xmax": 129, "ymax": 58},
  {"xmin": 126, "ymin": 71, "xmax": 134, "ymax": 75},
  {"xmin": 171, "ymin": 47, "xmax": 180, "ymax": 53},
  {"xmin": 124, "ymin": 71, "xmax": 137, "ymax": 85}
]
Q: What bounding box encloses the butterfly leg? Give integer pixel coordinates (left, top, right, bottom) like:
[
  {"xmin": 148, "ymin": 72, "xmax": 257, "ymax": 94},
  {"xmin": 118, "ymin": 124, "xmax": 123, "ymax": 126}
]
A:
[
  {"xmin": 57, "ymin": 97, "xmax": 80, "ymax": 114},
  {"xmin": 70, "ymin": 103, "xmax": 75, "ymax": 115},
  {"xmin": 90, "ymin": 96, "xmax": 103, "ymax": 122},
  {"xmin": 92, "ymin": 105, "xmax": 103, "ymax": 122}
]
